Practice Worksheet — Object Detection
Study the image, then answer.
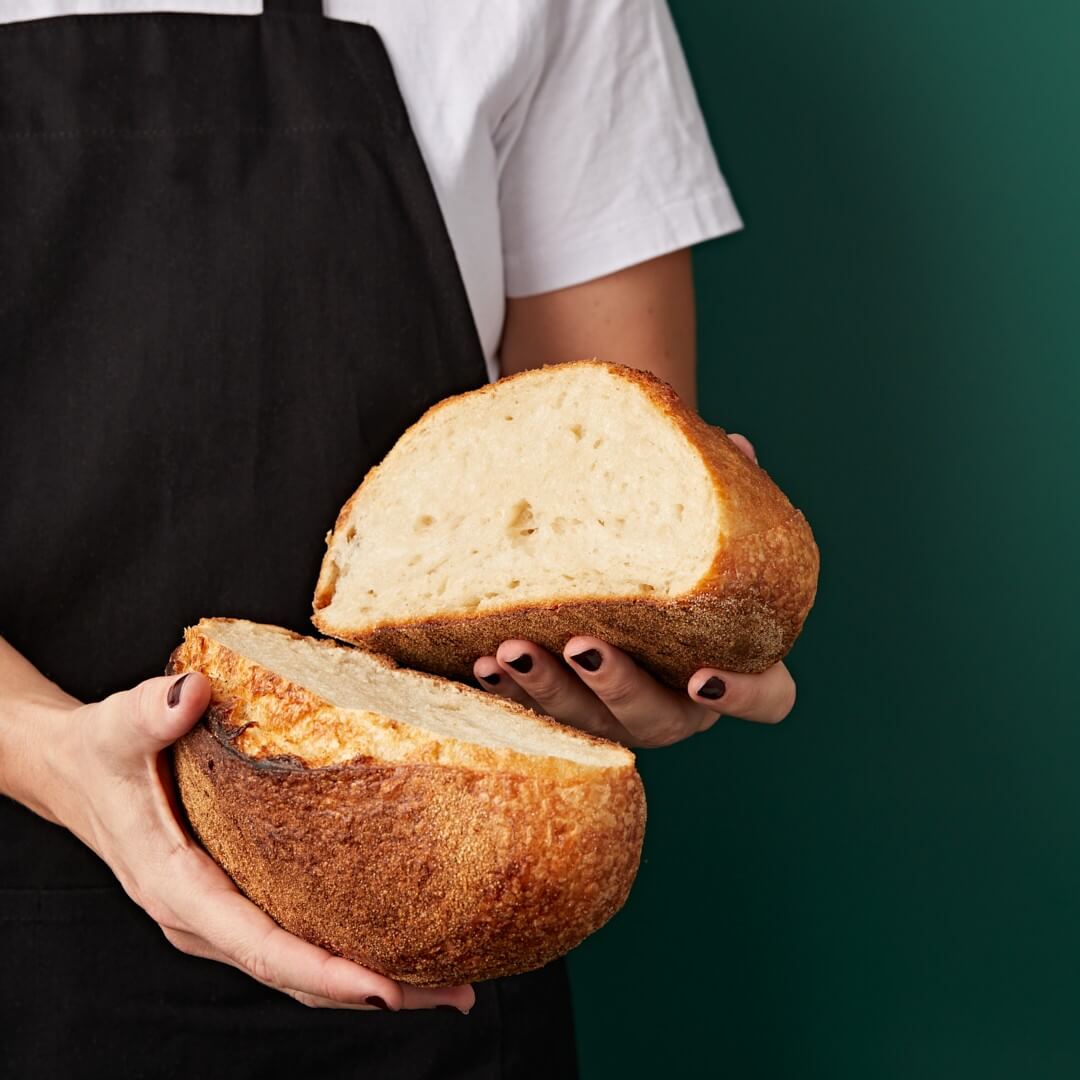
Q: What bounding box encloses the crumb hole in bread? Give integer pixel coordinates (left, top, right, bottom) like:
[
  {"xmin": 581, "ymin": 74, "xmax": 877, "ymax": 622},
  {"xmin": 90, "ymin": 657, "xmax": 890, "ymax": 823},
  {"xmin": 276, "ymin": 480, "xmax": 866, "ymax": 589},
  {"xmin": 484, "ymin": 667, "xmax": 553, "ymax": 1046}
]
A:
[
  {"xmin": 569, "ymin": 423, "xmax": 583, "ymax": 441},
  {"xmin": 345, "ymin": 526, "xmax": 356, "ymax": 542},
  {"xmin": 414, "ymin": 514, "xmax": 435, "ymax": 533},
  {"xmin": 507, "ymin": 500, "xmax": 537, "ymax": 546},
  {"xmin": 508, "ymin": 500, "xmax": 534, "ymax": 529},
  {"xmin": 592, "ymin": 437, "xmax": 604, "ymax": 449},
  {"xmin": 407, "ymin": 554, "xmax": 421, "ymax": 567},
  {"xmin": 504, "ymin": 415, "xmax": 513, "ymax": 421},
  {"xmin": 638, "ymin": 582, "xmax": 656, "ymax": 593},
  {"xmin": 508, "ymin": 579, "xmax": 521, "ymax": 589},
  {"xmin": 674, "ymin": 503, "xmax": 684, "ymax": 521}
]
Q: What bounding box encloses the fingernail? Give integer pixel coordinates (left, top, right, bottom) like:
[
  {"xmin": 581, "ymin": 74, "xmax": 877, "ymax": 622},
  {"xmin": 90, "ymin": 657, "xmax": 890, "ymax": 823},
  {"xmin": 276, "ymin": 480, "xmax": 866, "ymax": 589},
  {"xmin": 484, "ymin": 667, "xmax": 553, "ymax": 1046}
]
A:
[
  {"xmin": 167, "ymin": 673, "xmax": 191, "ymax": 708},
  {"xmin": 507, "ymin": 654, "xmax": 533, "ymax": 674},
  {"xmin": 479, "ymin": 672, "xmax": 501, "ymax": 685},
  {"xmin": 569, "ymin": 648, "xmax": 602, "ymax": 672},
  {"xmin": 366, "ymin": 995, "xmax": 390, "ymax": 1010},
  {"xmin": 697, "ymin": 676, "xmax": 726, "ymax": 701}
]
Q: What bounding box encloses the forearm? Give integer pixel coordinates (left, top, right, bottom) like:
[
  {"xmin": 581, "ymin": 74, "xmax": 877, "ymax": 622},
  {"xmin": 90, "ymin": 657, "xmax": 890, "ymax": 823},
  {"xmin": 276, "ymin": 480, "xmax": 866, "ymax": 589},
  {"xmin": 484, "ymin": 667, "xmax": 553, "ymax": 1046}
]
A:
[
  {"xmin": 498, "ymin": 248, "xmax": 698, "ymax": 405},
  {"xmin": 0, "ymin": 635, "xmax": 79, "ymax": 821}
]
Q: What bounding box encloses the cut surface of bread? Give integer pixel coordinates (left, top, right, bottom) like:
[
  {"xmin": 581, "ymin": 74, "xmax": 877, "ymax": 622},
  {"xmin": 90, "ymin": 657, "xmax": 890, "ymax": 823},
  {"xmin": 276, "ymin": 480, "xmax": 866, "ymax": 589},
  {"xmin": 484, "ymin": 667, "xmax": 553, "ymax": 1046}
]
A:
[
  {"xmin": 313, "ymin": 360, "xmax": 819, "ymax": 686},
  {"xmin": 199, "ymin": 617, "xmax": 628, "ymax": 772},
  {"xmin": 171, "ymin": 619, "xmax": 645, "ymax": 987},
  {"xmin": 317, "ymin": 362, "xmax": 721, "ymax": 618}
]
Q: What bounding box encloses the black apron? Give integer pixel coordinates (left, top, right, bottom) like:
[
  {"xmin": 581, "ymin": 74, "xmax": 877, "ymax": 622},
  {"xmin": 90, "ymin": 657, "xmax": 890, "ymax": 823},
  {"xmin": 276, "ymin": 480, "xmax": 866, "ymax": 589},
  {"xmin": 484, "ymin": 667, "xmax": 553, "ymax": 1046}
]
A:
[{"xmin": 0, "ymin": 2, "xmax": 577, "ymax": 1076}]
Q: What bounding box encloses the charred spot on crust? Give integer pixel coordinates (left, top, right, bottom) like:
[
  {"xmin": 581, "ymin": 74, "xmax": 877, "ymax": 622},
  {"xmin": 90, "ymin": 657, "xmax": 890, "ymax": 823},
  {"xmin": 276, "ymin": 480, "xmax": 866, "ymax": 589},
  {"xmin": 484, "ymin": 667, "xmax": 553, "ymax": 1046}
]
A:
[{"xmin": 246, "ymin": 752, "xmax": 311, "ymax": 773}]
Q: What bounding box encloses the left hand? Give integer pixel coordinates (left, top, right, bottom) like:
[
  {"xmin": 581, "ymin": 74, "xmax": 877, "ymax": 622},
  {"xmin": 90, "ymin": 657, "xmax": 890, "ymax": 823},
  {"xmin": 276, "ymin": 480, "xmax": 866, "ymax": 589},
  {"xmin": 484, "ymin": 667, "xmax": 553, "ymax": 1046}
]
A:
[{"xmin": 472, "ymin": 433, "xmax": 797, "ymax": 748}]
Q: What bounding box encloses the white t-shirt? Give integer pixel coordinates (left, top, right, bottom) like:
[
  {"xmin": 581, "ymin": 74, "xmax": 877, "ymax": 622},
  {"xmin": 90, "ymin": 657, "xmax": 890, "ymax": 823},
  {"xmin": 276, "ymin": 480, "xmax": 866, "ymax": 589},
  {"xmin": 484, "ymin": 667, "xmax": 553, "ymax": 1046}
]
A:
[{"xmin": 3, "ymin": 0, "xmax": 743, "ymax": 379}]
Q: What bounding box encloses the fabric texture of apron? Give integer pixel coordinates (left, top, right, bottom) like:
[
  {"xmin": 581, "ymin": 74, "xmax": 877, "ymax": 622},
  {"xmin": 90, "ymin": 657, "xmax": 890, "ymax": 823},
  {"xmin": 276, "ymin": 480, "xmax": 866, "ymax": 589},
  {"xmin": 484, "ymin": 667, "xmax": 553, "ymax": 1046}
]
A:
[{"xmin": 0, "ymin": 1, "xmax": 578, "ymax": 1075}]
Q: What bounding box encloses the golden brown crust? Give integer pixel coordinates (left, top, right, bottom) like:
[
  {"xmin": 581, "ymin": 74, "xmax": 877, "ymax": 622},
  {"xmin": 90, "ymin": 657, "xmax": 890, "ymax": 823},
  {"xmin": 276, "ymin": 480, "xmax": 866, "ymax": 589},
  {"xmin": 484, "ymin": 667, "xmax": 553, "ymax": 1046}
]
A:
[
  {"xmin": 313, "ymin": 360, "xmax": 819, "ymax": 685},
  {"xmin": 170, "ymin": 621, "xmax": 646, "ymax": 987},
  {"xmin": 172, "ymin": 620, "xmax": 634, "ymax": 776}
]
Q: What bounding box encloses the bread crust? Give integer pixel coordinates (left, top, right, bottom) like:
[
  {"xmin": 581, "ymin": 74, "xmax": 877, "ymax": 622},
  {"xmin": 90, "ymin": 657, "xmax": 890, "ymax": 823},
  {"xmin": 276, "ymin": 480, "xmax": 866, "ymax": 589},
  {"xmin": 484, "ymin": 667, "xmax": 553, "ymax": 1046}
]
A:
[
  {"xmin": 313, "ymin": 360, "xmax": 819, "ymax": 686},
  {"xmin": 170, "ymin": 622, "xmax": 646, "ymax": 987}
]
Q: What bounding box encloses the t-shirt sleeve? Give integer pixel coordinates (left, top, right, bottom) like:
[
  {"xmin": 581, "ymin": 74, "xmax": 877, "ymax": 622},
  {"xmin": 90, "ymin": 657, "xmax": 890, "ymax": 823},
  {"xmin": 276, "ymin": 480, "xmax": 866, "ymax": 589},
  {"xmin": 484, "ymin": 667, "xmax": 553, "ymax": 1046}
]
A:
[{"xmin": 494, "ymin": 0, "xmax": 742, "ymax": 298}]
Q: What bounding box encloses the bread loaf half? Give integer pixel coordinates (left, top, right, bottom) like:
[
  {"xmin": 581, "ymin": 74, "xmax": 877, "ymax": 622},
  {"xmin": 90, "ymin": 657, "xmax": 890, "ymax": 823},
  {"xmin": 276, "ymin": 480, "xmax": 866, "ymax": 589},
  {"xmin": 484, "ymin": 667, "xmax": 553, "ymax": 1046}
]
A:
[
  {"xmin": 170, "ymin": 618, "xmax": 646, "ymax": 988},
  {"xmin": 313, "ymin": 360, "xmax": 819, "ymax": 686}
]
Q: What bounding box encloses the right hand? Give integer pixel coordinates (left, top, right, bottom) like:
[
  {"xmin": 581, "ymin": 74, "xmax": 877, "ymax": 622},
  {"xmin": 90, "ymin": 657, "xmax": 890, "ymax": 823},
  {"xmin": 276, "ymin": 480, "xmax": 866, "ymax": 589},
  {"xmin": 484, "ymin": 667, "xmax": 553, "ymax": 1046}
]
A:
[{"xmin": 43, "ymin": 671, "xmax": 474, "ymax": 1013}]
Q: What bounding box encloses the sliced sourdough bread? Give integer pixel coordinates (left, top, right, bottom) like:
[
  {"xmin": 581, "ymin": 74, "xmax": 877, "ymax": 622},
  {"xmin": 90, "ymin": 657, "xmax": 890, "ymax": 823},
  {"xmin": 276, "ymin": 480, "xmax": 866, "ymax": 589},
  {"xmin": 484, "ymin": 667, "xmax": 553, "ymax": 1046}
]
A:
[
  {"xmin": 171, "ymin": 618, "xmax": 646, "ymax": 988},
  {"xmin": 313, "ymin": 360, "xmax": 819, "ymax": 686}
]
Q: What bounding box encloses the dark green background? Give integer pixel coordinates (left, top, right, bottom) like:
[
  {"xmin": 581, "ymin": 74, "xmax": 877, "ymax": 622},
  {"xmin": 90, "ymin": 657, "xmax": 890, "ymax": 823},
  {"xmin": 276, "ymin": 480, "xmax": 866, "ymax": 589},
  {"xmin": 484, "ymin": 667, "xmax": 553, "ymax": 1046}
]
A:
[{"xmin": 569, "ymin": 3, "xmax": 1080, "ymax": 1077}]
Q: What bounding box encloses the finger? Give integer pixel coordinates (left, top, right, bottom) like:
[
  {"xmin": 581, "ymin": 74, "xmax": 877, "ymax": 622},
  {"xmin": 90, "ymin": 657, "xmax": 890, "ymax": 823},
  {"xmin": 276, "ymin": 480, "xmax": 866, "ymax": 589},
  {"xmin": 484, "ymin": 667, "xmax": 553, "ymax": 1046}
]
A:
[
  {"xmin": 399, "ymin": 984, "xmax": 475, "ymax": 1013},
  {"xmin": 472, "ymin": 656, "xmax": 540, "ymax": 712},
  {"xmin": 687, "ymin": 663, "xmax": 796, "ymax": 725},
  {"xmin": 164, "ymin": 924, "xmax": 386, "ymax": 1011},
  {"xmin": 561, "ymin": 637, "xmax": 706, "ymax": 749},
  {"xmin": 282, "ymin": 988, "xmax": 388, "ymax": 1010},
  {"xmin": 162, "ymin": 922, "xmax": 474, "ymax": 1013},
  {"xmin": 728, "ymin": 432, "xmax": 757, "ymax": 463},
  {"xmin": 100, "ymin": 672, "xmax": 212, "ymax": 759},
  {"xmin": 164, "ymin": 848, "xmax": 408, "ymax": 1008},
  {"xmin": 282, "ymin": 985, "xmax": 474, "ymax": 1012},
  {"xmin": 491, "ymin": 641, "xmax": 635, "ymax": 744},
  {"xmin": 77, "ymin": 674, "xmax": 212, "ymax": 864},
  {"xmin": 283, "ymin": 985, "xmax": 473, "ymax": 1012}
]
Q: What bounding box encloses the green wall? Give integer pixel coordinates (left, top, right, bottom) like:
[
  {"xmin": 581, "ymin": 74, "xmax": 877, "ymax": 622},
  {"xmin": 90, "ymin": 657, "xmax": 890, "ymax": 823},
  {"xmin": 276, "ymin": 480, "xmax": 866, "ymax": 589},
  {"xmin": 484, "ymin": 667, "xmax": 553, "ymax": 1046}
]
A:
[{"xmin": 569, "ymin": 3, "xmax": 1080, "ymax": 1077}]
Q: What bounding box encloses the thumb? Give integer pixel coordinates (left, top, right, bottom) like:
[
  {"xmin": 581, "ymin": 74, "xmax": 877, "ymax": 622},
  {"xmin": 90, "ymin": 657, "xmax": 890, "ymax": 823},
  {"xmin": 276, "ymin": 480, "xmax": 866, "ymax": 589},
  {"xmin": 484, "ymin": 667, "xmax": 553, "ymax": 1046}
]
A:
[
  {"xmin": 727, "ymin": 432, "xmax": 758, "ymax": 464},
  {"xmin": 104, "ymin": 672, "xmax": 212, "ymax": 758}
]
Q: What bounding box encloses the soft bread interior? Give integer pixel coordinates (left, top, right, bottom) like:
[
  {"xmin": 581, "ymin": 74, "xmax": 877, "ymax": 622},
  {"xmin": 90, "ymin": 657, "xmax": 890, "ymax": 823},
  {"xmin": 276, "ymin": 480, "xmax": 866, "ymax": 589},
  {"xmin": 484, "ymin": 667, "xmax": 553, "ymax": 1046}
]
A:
[
  {"xmin": 316, "ymin": 363, "xmax": 722, "ymax": 628},
  {"xmin": 201, "ymin": 620, "xmax": 629, "ymax": 769}
]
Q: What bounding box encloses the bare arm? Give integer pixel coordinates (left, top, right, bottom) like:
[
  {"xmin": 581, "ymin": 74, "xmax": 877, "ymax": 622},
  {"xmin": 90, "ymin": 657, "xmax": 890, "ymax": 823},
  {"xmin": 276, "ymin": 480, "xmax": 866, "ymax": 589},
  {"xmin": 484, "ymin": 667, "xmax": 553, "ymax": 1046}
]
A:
[
  {"xmin": 499, "ymin": 249, "xmax": 698, "ymax": 404},
  {"xmin": 0, "ymin": 637, "xmax": 78, "ymax": 824}
]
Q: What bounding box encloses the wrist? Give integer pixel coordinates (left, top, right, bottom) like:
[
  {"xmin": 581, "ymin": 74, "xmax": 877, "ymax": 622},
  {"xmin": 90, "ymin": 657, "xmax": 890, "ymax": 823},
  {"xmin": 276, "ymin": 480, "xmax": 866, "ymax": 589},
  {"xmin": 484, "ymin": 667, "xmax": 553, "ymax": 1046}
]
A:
[{"xmin": 0, "ymin": 692, "xmax": 82, "ymax": 826}]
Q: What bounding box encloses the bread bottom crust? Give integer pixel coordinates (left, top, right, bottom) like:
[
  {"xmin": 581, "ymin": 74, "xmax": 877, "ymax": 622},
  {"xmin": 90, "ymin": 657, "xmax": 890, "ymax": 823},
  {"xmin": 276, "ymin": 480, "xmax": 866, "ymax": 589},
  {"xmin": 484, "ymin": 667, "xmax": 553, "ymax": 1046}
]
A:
[{"xmin": 320, "ymin": 510, "xmax": 819, "ymax": 688}]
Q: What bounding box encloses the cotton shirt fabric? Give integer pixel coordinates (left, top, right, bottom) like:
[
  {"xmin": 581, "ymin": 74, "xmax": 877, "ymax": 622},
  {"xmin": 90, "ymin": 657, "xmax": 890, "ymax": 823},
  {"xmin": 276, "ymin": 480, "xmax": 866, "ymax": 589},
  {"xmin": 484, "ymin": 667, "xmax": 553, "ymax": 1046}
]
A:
[{"xmin": 4, "ymin": 0, "xmax": 742, "ymax": 378}]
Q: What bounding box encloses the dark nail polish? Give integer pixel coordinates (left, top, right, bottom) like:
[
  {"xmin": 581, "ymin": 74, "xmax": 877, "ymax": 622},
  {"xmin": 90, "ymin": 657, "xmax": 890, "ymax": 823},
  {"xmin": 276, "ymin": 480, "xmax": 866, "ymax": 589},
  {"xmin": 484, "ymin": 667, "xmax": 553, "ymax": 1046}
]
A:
[
  {"xmin": 167, "ymin": 673, "xmax": 191, "ymax": 708},
  {"xmin": 507, "ymin": 654, "xmax": 533, "ymax": 674},
  {"xmin": 697, "ymin": 676, "xmax": 726, "ymax": 701},
  {"xmin": 569, "ymin": 648, "xmax": 603, "ymax": 672},
  {"xmin": 479, "ymin": 672, "xmax": 501, "ymax": 685},
  {"xmin": 366, "ymin": 995, "xmax": 390, "ymax": 1010}
]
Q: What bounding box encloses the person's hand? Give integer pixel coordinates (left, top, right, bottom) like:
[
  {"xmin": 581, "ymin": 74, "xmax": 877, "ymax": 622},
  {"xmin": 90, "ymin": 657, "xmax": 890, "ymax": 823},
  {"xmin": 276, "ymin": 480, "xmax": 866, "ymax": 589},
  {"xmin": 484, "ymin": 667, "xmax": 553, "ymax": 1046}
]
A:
[
  {"xmin": 473, "ymin": 432, "xmax": 797, "ymax": 748},
  {"xmin": 40, "ymin": 673, "xmax": 474, "ymax": 1013}
]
